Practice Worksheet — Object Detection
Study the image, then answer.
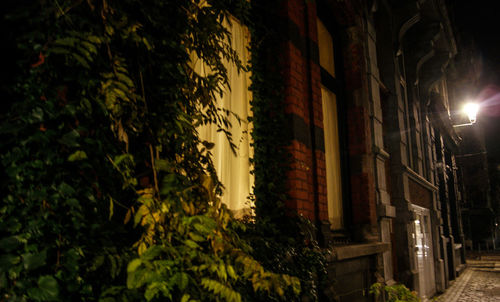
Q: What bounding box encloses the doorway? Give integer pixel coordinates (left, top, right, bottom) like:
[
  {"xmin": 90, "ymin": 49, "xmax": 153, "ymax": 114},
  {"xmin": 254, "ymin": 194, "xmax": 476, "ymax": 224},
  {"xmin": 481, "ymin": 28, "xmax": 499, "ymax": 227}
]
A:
[{"xmin": 412, "ymin": 205, "xmax": 436, "ymax": 299}]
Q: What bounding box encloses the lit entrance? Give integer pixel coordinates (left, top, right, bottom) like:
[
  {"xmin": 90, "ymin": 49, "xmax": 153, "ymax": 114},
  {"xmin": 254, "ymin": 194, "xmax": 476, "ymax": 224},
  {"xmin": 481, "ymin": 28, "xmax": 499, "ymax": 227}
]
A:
[{"xmin": 412, "ymin": 205, "xmax": 436, "ymax": 299}]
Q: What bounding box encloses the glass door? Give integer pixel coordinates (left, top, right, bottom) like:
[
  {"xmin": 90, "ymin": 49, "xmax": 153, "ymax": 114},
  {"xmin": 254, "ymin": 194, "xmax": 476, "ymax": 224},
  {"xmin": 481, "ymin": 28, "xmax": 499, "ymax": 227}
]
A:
[{"xmin": 412, "ymin": 205, "xmax": 436, "ymax": 299}]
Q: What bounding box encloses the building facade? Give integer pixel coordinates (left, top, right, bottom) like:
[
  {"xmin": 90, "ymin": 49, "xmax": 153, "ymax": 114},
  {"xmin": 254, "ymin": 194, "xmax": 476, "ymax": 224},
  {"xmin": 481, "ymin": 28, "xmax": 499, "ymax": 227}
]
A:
[
  {"xmin": 251, "ymin": 0, "xmax": 471, "ymax": 300},
  {"xmin": 213, "ymin": 0, "xmax": 475, "ymax": 300}
]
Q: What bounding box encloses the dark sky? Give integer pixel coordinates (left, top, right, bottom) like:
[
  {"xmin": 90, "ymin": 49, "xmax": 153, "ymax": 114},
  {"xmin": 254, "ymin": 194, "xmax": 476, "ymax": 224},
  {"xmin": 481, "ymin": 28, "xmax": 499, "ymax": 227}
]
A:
[
  {"xmin": 453, "ymin": 1, "xmax": 500, "ymax": 62},
  {"xmin": 452, "ymin": 1, "xmax": 500, "ymax": 159}
]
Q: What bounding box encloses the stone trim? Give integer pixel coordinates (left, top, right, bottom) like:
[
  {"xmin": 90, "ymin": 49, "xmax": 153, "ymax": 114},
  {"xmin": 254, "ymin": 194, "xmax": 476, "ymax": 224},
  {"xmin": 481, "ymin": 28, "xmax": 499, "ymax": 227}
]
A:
[
  {"xmin": 404, "ymin": 165, "xmax": 438, "ymax": 192},
  {"xmin": 377, "ymin": 204, "xmax": 396, "ymax": 218},
  {"xmin": 328, "ymin": 242, "xmax": 390, "ymax": 261},
  {"xmin": 373, "ymin": 145, "xmax": 390, "ymax": 159}
]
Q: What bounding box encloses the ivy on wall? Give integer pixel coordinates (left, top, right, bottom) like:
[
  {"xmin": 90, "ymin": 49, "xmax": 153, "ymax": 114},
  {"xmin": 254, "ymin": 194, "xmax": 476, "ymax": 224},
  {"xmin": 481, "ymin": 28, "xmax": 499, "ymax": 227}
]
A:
[
  {"xmin": 1, "ymin": 0, "xmax": 326, "ymax": 301},
  {"xmin": 0, "ymin": 1, "xmax": 301, "ymax": 301},
  {"xmin": 245, "ymin": 1, "xmax": 328, "ymax": 301}
]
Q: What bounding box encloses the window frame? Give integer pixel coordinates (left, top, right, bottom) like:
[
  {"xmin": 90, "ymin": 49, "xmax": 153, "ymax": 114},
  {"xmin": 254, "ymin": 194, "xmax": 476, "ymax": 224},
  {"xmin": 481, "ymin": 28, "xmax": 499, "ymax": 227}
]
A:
[{"xmin": 316, "ymin": 11, "xmax": 352, "ymax": 235}]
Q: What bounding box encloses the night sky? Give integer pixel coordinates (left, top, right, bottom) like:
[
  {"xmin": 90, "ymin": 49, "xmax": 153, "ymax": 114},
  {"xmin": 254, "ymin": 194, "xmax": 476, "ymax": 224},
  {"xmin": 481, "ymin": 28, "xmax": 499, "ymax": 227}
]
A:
[{"xmin": 452, "ymin": 1, "xmax": 500, "ymax": 160}]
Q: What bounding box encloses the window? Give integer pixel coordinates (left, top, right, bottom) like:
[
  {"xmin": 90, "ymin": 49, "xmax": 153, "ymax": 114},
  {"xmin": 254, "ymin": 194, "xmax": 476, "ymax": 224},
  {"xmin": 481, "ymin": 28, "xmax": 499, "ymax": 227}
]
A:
[
  {"xmin": 317, "ymin": 18, "xmax": 344, "ymax": 230},
  {"xmin": 194, "ymin": 16, "xmax": 253, "ymax": 218},
  {"xmin": 397, "ymin": 52, "xmax": 413, "ymax": 169}
]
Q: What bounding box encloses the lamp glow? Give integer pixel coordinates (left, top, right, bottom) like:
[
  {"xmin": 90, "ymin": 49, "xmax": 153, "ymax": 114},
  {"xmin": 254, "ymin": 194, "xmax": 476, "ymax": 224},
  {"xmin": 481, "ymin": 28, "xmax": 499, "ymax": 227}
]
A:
[
  {"xmin": 453, "ymin": 102, "xmax": 480, "ymax": 128},
  {"xmin": 463, "ymin": 103, "xmax": 479, "ymax": 124}
]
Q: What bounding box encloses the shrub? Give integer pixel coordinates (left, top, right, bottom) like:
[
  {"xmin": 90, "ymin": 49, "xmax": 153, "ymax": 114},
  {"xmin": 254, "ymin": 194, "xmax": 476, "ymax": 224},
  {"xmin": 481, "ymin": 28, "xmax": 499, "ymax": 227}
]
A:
[{"xmin": 370, "ymin": 282, "xmax": 421, "ymax": 302}]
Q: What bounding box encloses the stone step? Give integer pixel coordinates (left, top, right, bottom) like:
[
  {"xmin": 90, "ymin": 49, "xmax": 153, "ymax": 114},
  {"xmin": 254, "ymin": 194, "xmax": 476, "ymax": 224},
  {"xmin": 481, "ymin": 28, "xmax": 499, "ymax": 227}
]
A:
[
  {"xmin": 466, "ymin": 260, "xmax": 499, "ymax": 263},
  {"xmin": 480, "ymin": 256, "xmax": 500, "ymax": 261},
  {"xmin": 467, "ymin": 264, "xmax": 498, "ymax": 268},
  {"xmin": 472, "ymin": 268, "xmax": 500, "ymax": 271},
  {"xmin": 466, "ymin": 261, "xmax": 500, "ymax": 273}
]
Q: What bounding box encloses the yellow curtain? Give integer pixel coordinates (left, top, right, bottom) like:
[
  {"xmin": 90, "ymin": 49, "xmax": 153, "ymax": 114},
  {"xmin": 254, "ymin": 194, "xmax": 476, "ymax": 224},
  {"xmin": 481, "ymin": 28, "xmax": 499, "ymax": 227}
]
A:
[
  {"xmin": 195, "ymin": 16, "xmax": 253, "ymax": 217},
  {"xmin": 321, "ymin": 86, "xmax": 343, "ymax": 230}
]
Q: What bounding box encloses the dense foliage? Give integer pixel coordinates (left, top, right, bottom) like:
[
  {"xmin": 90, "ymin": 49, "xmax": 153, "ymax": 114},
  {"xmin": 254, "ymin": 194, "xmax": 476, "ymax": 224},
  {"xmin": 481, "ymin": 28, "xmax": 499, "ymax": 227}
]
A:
[
  {"xmin": 0, "ymin": 0, "xmax": 304, "ymax": 301},
  {"xmin": 370, "ymin": 283, "xmax": 420, "ymax": 302}
]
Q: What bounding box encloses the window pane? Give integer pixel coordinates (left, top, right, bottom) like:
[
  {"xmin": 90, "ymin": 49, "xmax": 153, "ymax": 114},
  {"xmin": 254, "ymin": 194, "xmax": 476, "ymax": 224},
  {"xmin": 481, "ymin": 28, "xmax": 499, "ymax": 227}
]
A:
[
  {"xmin": 321, "ymin": 86, "xmax": 343, "ymax": 229},
  {"xmin": 317, "ymin": 19, "xmax": 336, "ymax": 78},
  {"xmin": 196, "ymin": 16, "xmax": 253, "ymax": 218}
]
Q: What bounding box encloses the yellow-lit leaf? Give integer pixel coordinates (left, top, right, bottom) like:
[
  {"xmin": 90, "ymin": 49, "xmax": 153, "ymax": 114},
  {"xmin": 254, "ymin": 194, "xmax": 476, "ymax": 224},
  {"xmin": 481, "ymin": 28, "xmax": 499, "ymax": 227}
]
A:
[
  {"xmin": 127, "ymin": 259, "xmax": 142, "ymax": 273},
  {"xmin": 188, "ymin": 232, "xmax": 204, "ymax": 242},
  {"xmin": 138, "ymin": 242, "xmax": 147, "ymax": 255},
  {"xmin": 184, "ymin": 239, "xmax": 199, "ymax": 249},
  {"xmin": 67, "ymin": 150, "xmax": 87, "ymax": 161},
  {"xmin": 109, "ymin": 196, "xmax": 114, "ymax": 220},
  {"xmin": 227, "ymin": 265, "xmax": 237, "ymax": 280},
  {"xmin": 124, "ymin": 208, "xmax": 132, "ymax": 224},
  {"xmin": 134, "ymin": 205, "xmax": 148, "ymax": 227},
  {"xmin": 142, "ymin": 37, "xmax": 153, "ymax": 50},
  {"xmin": 218, "ymin": 262, "xmax": 227, "ymax": 281},
  {"xmin": 189, "ymin": 202, "xmax": 195, "ymax": 215},
  {"xmin": 182, "ymin": 202, "xmax": 192, "ymax": 215},
  {"xmin": 276, "ymin": 285, "xmax": 284, "ymax": 297}
]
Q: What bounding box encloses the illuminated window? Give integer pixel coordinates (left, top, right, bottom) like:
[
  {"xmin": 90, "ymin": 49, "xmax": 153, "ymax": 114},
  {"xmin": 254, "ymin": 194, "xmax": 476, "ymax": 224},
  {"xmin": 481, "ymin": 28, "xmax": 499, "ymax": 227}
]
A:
[
  {"xmin": 317, "ymin": 18, "xmax": 344, "ymax": 230},
  {"xmin": 194, "ymin": 16, "xmax": 253, "ymax": 218}
]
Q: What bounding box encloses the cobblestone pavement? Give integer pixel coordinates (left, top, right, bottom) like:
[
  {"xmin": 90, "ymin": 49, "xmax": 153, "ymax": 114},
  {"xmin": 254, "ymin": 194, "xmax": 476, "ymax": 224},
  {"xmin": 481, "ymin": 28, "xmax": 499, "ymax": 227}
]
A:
[{"xmin": 434, "ymin": 255, "xmax": 500, "ymax": 302}]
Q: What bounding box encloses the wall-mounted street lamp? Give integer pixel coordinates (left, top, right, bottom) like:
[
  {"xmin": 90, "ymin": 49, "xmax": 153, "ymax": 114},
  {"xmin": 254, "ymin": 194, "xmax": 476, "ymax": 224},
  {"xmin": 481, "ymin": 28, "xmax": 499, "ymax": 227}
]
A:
[{"xmin": 453, "ymin": 102, "xmax": 479, "ymax": 128}]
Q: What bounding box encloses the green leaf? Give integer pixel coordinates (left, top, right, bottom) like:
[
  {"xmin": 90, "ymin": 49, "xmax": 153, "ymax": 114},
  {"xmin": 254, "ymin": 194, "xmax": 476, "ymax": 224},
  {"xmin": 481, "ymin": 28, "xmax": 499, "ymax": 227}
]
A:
[
  {"xmin": 58, "ymin": 182, "xmax": 76, "ymax": 196},
  {"xmin": 181, "ymin": 294, "xmax": 190, "ymax": 302},
  {"xmin": 188, "ymin": 232, "xmax": 205, "ymax": 242},
  {"xmin": 184, "ymin": 240, "xmax": 199, "ymax": 249},
  {"xmin": 141, "ymin": 245, "xmax": 163, "ymax": 261},
  {"xmin": 67, "ymin": 198, "xmax": 80, "ymax": 209},
  {"xmin": 114, "ymin": 154, "xmax": 134, "ymax": 165},
  {"xmin": 28, "ymin": 275, "xmax": 59, "ymax": 301},
  {"xmin": 127, "ymin": 267, "xmax": 147, "ymax": 289},
  {"xmin": 58, "ymin": 129, "xmax": 80, "ymax": 147},
  {"xmin": 178, "ymin": 272, "xmax": 189, "ymax": 291},
  {"xmin": 193, "ymin": 223, "xmax": 213, "ymax": 235},
  {"xmin": 133, "ymin": 206, "xmax": 147, "ymax": 227},
  {"xmin": 0, "ymin": 236, "xmax": 22, "ymax": 252},
  {"xmin": 32, "ymin": 107, "xmax": 44, "ymax": 122},
  {"xmin": 87, "ymin": 35, "xmax": 102, "ymax": 44},
  {"xmin": 127, "ymin": 259, "xmax": 142, "ymax": 273},
  {"xmin": 90, "ymin": 255, "xmax": 105, "ymax": 272},
  {"xmin": 72, "ymin": 52, "xmax": 91, "ymax": 68},
  {"xmin": 68, "ymin": 150, "xmax": 88, "ymax": 161},
  {"xmin": 109, "ymin": 254, "xmax": 118, "ymax": 277},
  {"xmin": 23, "ymin": 250, "xmax": 47, "ymax": 270},
  {"xmin": 116, "ymin": 71, "xmax": 135, "ymax": 88},
  {"xmin": 227, "ymin": 265, "xmax": 237, "ymax": 280},
  {"xmin": 155, "ymin": 159, "xmax": 172, "ymax": 172},
  {"xmin": 144, "ymin": 286, "xmax": 157, "ymax": 301},
  {"xmin": 0, "ymin": 254, "xmax": 21, "ymax": 269},
  {"xmin": 218, "ymin": 262, "xmax": 227, "ymax": 281}
]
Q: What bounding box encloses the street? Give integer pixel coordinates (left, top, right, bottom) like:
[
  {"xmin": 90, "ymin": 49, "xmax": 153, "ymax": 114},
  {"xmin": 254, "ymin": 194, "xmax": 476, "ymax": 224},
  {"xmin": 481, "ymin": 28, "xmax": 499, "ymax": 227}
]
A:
[{"xmin": 435, "ymin": 253, "xmax": 500, "ymax": 302}]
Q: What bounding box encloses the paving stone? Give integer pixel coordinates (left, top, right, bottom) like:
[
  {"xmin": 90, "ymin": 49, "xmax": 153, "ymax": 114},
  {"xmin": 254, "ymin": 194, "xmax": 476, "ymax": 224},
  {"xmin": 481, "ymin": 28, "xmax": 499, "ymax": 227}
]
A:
[{"xmin": 434, "ymin": 263, "xmax": 500, "ymax": 302}]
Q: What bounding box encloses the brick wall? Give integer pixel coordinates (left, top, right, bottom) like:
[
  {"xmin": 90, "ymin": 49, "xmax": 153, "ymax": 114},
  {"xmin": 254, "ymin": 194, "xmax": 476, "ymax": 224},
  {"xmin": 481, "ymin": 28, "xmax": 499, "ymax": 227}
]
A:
[
  {"xmin": 279, "ymin": 0, "xmax": 324, "ymax": 221},
  {"xmin": 409, "ymin": 178, "xmax": 433, "ymax": 209},
  {"xmin": 277, "ymin": 0, "xmax": 378, "ymax": 234}
]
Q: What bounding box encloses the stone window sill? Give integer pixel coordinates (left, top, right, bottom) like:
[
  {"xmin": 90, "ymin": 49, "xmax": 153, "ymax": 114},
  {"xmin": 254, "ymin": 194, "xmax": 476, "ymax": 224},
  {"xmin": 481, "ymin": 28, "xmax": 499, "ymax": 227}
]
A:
[{"xmin": 327, "ymin": 242, "xmax": 390, "ymax": 261}]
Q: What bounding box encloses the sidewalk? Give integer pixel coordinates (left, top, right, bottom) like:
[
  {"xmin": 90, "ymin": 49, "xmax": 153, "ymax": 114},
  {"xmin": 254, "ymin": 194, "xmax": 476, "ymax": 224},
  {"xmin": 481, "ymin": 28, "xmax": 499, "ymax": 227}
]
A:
[{"xmin": 433, "ymin": 252, "xmax": 500, "ymax": 302}]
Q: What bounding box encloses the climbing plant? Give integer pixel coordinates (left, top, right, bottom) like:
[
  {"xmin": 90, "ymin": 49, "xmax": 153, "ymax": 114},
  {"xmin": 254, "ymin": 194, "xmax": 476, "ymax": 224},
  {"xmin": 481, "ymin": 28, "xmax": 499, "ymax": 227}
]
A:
[
  {"xmin": 242, "ymin": 1, "xmax": 328, "ymax": 301},
  {"xmin": 0, "ymin": 0, "xmax": 300, "ymax": 301}
]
